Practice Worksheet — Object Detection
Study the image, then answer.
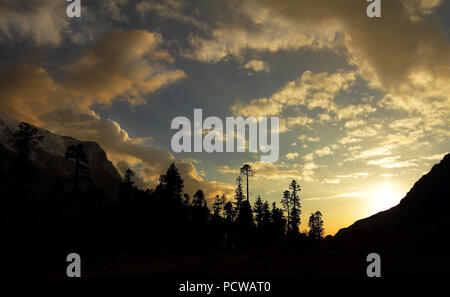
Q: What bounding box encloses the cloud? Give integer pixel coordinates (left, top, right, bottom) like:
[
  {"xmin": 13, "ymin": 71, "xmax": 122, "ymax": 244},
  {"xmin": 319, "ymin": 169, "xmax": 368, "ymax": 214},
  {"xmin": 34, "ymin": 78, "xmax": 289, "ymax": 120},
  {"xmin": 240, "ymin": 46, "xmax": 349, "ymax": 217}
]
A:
[
  {"xmin": 64, "ymin": 30, "xmax": 186, "ymax": 107},
  {"xmin": 297, "ymin": 135, "xmax": 320, "ymax": 143},
  {"xmin": 189, "ymin": 0, "xmax": 449, "ymax": 130},
  {"xmin": 336, "ymin": 172, "xmax": 369, "ymax": 179},
  {"xmin": 306, "ymin": 192, "xmax": 362, "ymax": 201},
  {"xmin": 344, "ymin": 119, "xmax": 366, "ymax": 129},
  {"xmin": 231, "ymin": 70, "xmax": 358, "ymax": 125},
  {"xmin": 322, "ymin": 179, "xmax": 341, "ymax": 184},
  {"xmin": 367, "ymin": 156, "xmax": 417, "ymax": 168},
  {"xmin": 187, "ymin": 0, "xmax": 339, "ymax": 62},
  {"xmin": 279, "ymin": 116, "xmax": 314, "ymax": 133},
  {"xmin": 252, "ymin": 0, "xmax": 449, "ymax": 90},
  {"xmin": 0, "ymin": 0, "xmax": 69, "ymax": 45},
  {"xmin": 243, "ymin": 59, "xmax": 269, "ymax": 73},
  {"xmin": 285, "ymin": 152, "xmax": 298, "ymax": 160},
  {"xmin": 380, "ymin": 173, "xmax": 396, "ymax": 177},
  {"xmin": 256, "ymin": 0, "xmax": 450, "ymax": 127},
  {"xmin": 338, "ymin": 125, "xmax": 380, "ymax": 146},
  {"xmin": 303, "ymin": 153, "xmax": 315, "ymax": 162},
  {"xmin": 345, "ymin": 145, "xmax": 392, "ymax": 161},
  {"xmin": 136, "ymin": 0, "xmax": 207, "ymax": 30},
  {"xmin": 315, "ymin": 146, "xmax": 333, "ymax": 157},
  {"xmin": 389, "ymin": 118, "xmax": 423, "ymax": 131},
  {"xmin": 218, "ymin": 161, "xmax": 313, "ymax": 181},
  {"xmin": 0, "ymin": 29, "xmax": 232, "ymax": 203},
  {"xmin": 100, "ymin": 0, "xmax": 128, "ymax": 22},
  {"xmin": 42, "ymin": 108, "xmax": 234, "ymax": 202},
  {"xmin": 335, "ymin": 104, "xmax": 376, "ymax": 120},
  {"xmin": 401, "ymin": 0, "xmax": 443, "ymax": 20},
  {"xmin": 0, "ymin": 30, "xmax": 186, "ymax": 124},
  {"xmin": 338, "ymin": 136, "xmax": 360, "ymax": 145},
  {"xmin": 231, "ymin": 97, "xmax": 283, "ymax": 118},
  {"xmin": 420, "ymin": 153, "xmax": 449, "ymax": 161}
]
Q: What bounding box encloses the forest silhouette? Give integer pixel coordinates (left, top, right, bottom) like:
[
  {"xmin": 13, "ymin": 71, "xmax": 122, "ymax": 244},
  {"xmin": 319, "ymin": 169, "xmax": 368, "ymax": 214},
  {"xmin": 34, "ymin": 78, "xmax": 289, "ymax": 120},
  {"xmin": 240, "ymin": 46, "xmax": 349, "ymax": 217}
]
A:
[
  {"xmin": 0, "ymin": 122, "xmax": 323, "ymax": 252},
  {"xmin": 0, "ymin": 121, "xmax": 449, "ymax": 277}
]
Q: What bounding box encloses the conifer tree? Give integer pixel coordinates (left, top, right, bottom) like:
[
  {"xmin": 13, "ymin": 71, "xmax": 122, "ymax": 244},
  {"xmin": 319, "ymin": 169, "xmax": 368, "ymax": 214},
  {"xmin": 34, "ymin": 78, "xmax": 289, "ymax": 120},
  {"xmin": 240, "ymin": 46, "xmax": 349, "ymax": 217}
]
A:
[
  {"xmin": 253, "ymin": 195, "xmax": 264, "ymax": 228},
  {"xmin": 289, "ymin": 180, "xmax": 301, "ymax": 234},
  {"xmin": 261, "ymin": 200, "xmax": 271, "ymax": 231},
  {"xmin": 212, "ymin": 195, "xmax": 225, "ymax": 217},
  {"xmin": 281, "ymin": 190, "xmax": 291, "ymax": 230},
  {"xmin": 234, "ymin": 176, "xmax": 245, "ymax": 214},
  {"xmin": 271, "ymin": 202, "xmax": 286, "ymax": 236},
  {"xmin": 308, "ymin": 211, "xmax": 324, "ymax": 239},
  {"xmin": 158, "ymin": 163, "xmax": 184, "ymax": 203},
  {"xmin": 223, "ymin": 201, "xmax": 235, "ymax": 222},
  {"xmin": 240, "ymin": 164, "xmax": 254, "ymax": 202}
]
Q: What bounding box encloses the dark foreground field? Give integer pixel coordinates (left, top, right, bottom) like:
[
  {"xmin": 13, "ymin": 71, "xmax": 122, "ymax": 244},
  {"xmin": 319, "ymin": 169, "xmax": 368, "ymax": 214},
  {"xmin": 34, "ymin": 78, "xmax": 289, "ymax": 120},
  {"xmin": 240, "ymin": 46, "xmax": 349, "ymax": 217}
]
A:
[{"xmin": 3, "ymin": 221, "xmax": 449, "ymax": 279}]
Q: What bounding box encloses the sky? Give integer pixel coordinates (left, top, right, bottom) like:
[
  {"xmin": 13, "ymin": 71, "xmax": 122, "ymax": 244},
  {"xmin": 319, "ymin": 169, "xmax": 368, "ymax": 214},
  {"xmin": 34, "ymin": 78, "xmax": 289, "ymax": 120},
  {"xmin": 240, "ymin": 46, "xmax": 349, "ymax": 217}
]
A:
[{"xmin": 0, "ymin": 0, "xmax": 449, "ymax": 235}]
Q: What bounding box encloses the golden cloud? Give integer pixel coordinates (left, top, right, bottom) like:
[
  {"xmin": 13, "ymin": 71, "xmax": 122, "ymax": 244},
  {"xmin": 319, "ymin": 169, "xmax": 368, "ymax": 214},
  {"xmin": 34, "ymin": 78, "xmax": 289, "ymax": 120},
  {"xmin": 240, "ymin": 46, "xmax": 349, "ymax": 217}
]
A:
[
  {"xmin": 0, "ymin": 29, "xmax": 232, "ymax": 204},
  {"xmin": 191, "ymin": 0, "xmax": 449, "ymax": 128},
  {"xmin": 0, "ymin": 30, "xmax": 186, "ymax": 122},
  {"xmin": 231, "ymin": 70, "xmax": 357, "ymax": 123},
  {"xmin": 243, "ymin": 59, "xmax": 269, "ymax": 73}
]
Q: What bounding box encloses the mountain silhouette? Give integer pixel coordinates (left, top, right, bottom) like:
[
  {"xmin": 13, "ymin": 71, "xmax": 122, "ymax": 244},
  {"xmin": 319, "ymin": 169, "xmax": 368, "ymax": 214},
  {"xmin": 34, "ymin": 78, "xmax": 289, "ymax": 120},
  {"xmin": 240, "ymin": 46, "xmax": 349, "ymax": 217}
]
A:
[
  {"xmin": 323, "ymin": 154, "xmax": 450, "ymax": 276},
  {"xmin": 0, "ymin": 112, "xmax": 122, "ymax": 201},
  {"xmin": 0, "ymin": 112, "xmax": 448, "ymax": 277},
  {"xmin": 336, "ymin": 153, "xmax": 450, "ymax": 237}
]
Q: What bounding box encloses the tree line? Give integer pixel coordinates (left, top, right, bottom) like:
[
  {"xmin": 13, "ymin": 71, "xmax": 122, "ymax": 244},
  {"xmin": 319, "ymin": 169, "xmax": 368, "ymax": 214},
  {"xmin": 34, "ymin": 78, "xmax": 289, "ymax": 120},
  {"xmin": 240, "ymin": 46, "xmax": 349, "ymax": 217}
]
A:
[{"xmin": 0, "ymin": 122, "xmax": 324, "ymax": 253}]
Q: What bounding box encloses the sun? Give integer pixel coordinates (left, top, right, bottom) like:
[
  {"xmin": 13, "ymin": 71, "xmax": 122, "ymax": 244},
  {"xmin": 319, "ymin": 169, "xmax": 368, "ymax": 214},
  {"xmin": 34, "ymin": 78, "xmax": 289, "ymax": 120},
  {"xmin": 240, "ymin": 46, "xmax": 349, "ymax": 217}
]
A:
[{"xmin": 367, "ymin": 181, "xmax": 403, "ymax": 213}]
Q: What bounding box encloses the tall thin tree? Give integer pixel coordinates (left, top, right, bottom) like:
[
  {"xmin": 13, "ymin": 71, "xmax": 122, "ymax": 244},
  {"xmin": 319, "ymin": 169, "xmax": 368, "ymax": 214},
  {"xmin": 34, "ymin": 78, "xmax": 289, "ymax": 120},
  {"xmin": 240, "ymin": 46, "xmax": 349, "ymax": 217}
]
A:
[
  {"xmin": 289, "ymin": 180, "xmax": 301, "ymax": 234},
  {"xmin": 253, "ymin": 195, "xmax": 264, "ymax": 228},
  {"xmin": 281, "ymin": 190, "xmax": 291, "ymax": 230},
  {"xmin": 271, "ymin": 202, "xmax": 286, "ymax": 237},
  {"xmin": 240, "ymin": 164, "xmax": 254, "ymax": 202},
  {"xmin": 261, "ymin": 200, "xmax": 271, "ymax": 231},
  {"xmin": 234, "ymin": 176, "xmax": 245, "ymax": 213}
]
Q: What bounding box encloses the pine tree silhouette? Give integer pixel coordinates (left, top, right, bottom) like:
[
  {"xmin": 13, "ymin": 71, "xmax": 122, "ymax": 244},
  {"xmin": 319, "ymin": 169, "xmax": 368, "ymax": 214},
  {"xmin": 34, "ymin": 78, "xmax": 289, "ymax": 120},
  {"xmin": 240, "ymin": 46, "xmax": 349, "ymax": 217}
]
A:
[
  {"xmin": 281, "ymin": 190, "xmax": 291, "ymax": 231},
  {"xmin": 308, "ymin": 211, "xmax": 324, "ymax": 239},
  {"xmin": 234, "ymin": 176, "xmax": 245, "ymax": 214},
  {"xmin": 271, "ymin": 202, "xmax": 286, "ymax": 237},
  {"xmin": 253, "ymin": 195, "xmax": 264, "ymax": 228},
  {"xmin": 158, "ymin": 163, "xmax": 184, "ymax": 203},
  {"xmin": 289, "ymin": 180, "xmax": 301, "ymax": 234},
  {"xmin": 240, "ymin": 164, "xmax": 254, "ymax": 202}
]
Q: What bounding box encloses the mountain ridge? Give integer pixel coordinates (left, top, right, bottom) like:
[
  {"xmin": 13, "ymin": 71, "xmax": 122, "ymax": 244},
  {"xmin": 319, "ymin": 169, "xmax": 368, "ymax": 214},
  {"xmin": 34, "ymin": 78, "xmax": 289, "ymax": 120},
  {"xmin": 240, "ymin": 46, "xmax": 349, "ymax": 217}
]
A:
[
  {"xmin": 0, "ymin": 112, "xmax": 122, "ymax": 201},
  {"xmin": 336, "ymin": 153, "xmax": 450, "ymax": 237}
]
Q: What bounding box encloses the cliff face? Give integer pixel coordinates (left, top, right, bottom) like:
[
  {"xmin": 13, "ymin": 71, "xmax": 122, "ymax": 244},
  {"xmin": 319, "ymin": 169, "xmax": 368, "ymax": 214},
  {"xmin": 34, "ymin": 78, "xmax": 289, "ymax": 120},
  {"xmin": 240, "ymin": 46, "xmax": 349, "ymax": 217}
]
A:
[
  {"xmin": 0, "ymin": 113, "xmax": 122, "ymax": 201},
  {"xmin": 336, "ymin": 153, "xmax": 450, "ymax": 237}
]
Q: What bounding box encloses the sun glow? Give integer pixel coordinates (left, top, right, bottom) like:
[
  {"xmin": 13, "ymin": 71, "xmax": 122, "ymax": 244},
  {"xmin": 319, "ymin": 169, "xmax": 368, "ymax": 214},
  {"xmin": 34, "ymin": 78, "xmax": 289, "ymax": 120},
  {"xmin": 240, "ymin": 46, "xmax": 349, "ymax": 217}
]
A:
[{"xmin": 366, "ymin": 182, "xmax": 403, "ymax": 213}]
